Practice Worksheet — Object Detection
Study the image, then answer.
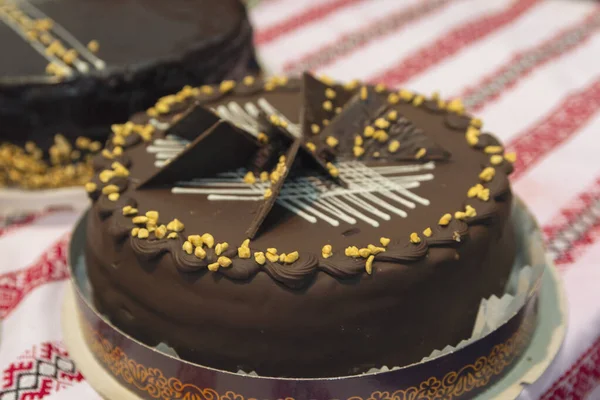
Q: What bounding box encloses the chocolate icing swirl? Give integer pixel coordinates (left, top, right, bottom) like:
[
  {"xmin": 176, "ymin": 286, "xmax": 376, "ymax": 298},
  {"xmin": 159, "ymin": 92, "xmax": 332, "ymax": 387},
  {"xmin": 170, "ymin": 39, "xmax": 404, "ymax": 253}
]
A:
[
  {"xmin": 375, "ymin": 241, "xmax": 429, "ymax": 263},
  {"xmin": 428, "ymin": 220, "xmax": 470, "ymax": 246},
  {"xmin": 320, "ymin": 256, "xmax": 365, "ymax": 278},
  {"xmin": 445, "ymin": 113, "xmax": 472, "ymax": 131},
  {"xmin": 262, "ymin": 253, "xmax": 319, "ymax": 289}
]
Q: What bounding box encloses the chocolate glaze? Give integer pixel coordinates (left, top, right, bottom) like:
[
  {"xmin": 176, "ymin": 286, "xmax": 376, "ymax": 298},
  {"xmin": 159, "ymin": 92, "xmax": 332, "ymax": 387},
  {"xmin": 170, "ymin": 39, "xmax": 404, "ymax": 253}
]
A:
[
  {"xmin": 86, "ymin": 78, "xmax": 517, "ymax": 378},
  {"xmin": 0, "ymin": 0, "xmax": 259, "ymax": 149}
]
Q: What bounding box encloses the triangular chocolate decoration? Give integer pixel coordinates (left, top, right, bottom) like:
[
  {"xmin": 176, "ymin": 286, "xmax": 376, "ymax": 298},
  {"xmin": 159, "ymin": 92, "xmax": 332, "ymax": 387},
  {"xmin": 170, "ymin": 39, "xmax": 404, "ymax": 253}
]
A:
[
  {"xmin": 165, "ymin": 103, "xmax": 220, "ymax": 142},
  {"xmin": 246, "ymin": 138, "xmax": 302, "ymax": 239},
  {"xmin": 301, "ymin": 72, "xmax": 355, "ymax": 138},
  {"xmin": 137, "ymin": 121, "xmax": 259, "ymax": 189}
]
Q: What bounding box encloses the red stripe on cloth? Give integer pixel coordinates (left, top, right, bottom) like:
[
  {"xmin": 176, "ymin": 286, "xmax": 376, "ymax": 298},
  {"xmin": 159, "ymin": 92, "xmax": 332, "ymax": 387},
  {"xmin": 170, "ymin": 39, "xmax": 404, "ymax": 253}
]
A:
[
  {"xmin": 371, "ymin": 0, "xmax": 540, "ymax": 87},
  {"xmin": 283, "ymin": 0, "xmax": 455, "ymax": 74},
  {"xmin": 540, "ymin": 336, "xmax": 600, "ymax": 400},
  {"xmin": 0, "ymin": 237, "xmax": 69, "ymax": 319},
  {"xmin": 508, "ymin": 78, "xmax": 600, "ymax": 180},
  {"xmin": 254, "ymin": 0, "xmax": 365, "ymax": 46},
  {"xmin": 542, "ymin": 177, "xmax": 600, "ymax": 269},
  {"xmin": 460, "ymin": 8, "xmax": 600, "ymax": 112},
  {"xmin": 0, "ymin": 210, "xmax": 51, "ymax": 239}
]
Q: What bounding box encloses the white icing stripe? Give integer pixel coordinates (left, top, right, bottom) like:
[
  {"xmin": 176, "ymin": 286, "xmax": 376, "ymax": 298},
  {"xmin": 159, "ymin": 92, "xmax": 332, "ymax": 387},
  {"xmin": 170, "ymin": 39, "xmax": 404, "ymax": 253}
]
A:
[
  {"xmin": 17, "ymin": 0, "xmax": 106, "ymax": 70},
  {"xmin": 0, "ymin": 6, "xmax": 72, "ymax": 77}
]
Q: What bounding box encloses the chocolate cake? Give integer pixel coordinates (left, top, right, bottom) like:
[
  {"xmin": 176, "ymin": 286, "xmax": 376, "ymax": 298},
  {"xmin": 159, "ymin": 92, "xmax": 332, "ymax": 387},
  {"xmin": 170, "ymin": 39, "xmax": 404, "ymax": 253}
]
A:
[
  {"xmin": 84, "ymin": 74, "xmax": 517, "ymax": 378},
  {"xmin": 0, "ymin": 0, "xmax": 259, "ymax": 187}
]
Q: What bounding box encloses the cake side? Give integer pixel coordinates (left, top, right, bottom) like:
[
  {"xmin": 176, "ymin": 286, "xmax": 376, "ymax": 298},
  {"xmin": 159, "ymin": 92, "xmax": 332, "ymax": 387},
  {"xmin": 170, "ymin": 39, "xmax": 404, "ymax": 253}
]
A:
[{"xmin": 84, "ymin": 75, "xmax": 517, "ymax": 377}]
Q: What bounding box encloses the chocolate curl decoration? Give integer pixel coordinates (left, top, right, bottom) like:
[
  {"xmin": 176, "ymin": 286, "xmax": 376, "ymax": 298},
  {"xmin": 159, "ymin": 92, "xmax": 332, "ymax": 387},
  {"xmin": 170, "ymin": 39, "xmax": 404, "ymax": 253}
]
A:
[{"xmin": 164, "ymin": 103, "xmax": 220, "ymax": 141}]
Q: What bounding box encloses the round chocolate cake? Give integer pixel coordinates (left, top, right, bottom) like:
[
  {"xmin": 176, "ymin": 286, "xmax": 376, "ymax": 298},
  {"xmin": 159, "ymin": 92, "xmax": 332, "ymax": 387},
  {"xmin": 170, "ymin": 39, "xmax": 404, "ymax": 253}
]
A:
[
  {"xmin": 85, "ymin": 74, "xmax": 517, "ymax": 378},
  {"xmin": 0, "ymin": 0, "xmax": 258, "ymax": 149}
]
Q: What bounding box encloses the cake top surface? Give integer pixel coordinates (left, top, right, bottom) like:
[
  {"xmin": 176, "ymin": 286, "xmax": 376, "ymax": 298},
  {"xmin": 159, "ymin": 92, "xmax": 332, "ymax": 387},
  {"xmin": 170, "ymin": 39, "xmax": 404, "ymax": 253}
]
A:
[
  {"xmin": 0, "ymin": 0, "xmax": 245, "ymax": 83},
  {"xmin": 87, "ymin": 74, "xmax": 515, "ymax": 289}
]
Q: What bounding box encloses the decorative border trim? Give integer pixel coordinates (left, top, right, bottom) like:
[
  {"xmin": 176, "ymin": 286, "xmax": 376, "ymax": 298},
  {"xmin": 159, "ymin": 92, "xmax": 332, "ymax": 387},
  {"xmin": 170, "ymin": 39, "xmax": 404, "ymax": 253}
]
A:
[{"xmin": 82, "ymin": 317, "xmax": 535, "ymax": 400}]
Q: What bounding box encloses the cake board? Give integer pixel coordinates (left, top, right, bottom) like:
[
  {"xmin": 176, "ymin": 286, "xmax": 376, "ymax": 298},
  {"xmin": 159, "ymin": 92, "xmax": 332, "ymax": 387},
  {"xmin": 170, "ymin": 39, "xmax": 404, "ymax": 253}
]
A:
[{"xmin": 62, "ymin": 247, "xmax": 567, "ymax": 400}]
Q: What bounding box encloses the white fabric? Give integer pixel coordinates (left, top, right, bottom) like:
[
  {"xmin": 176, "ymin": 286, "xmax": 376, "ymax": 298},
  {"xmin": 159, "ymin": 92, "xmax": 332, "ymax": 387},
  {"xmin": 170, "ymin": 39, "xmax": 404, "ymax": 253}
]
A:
[{"xmin": 1, "ymin": 0, "xmax": 600, "ymax": 398}]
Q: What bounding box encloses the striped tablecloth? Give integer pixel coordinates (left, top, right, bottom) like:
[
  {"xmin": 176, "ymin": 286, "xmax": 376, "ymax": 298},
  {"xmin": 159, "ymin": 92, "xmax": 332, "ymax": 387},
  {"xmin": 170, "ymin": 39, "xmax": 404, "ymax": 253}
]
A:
[{"xmin": 1, "ymin": 0, "xmax": 600, "ymax": 398}]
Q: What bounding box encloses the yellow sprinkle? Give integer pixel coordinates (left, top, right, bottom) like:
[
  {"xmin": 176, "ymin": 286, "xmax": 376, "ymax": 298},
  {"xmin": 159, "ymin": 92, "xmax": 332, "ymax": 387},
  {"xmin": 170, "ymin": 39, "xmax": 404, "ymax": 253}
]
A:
[
  {"xmin": 466, "ymin": 132, "xmax": 479, "ymax": 147},
  {"xmin": 323, "ymin": 100, "xmax": 333, "ymax": 111},
  {"xmin": 284, "ymin": 251, "xmax": 299, "ymax": 264},
  {"xmin": 267, "ymin": 247, "xmax": 278, "ymax": 255},
  {"xmin": 264, "ymin": 81, "xmax": 276, "ymax": 91},
  {"xmin": 75, "ymin": 137, "xmax": 91, "ymax": 149},
  {"xmin": 490, "ymin": 155, "xmax": 504, "ymax": 165},
  {"xmin": 167, "ymin": 232, "xmax": 178, "ymax": 239},
  {"xmin": 374, "ymin": 130, "xmax": 389, "ymax": 143},
  {"xmin": 365, "ymin": 255, "xmax": 375, "ymax": 275},
  {"xmin": 243, "ymin": 171, "xmax": 256, "ymax": 184},
  {"xmin": 364, "ymin": 125, "xmax": 375, "ymax": 137},
  {"xmin": 154, "ymin": 225, "xmax": 167, "ymax": 239},
  {"xmin": 102, "ymin": 184, "xmax": 119, "ymax": 195},
  {"xmin": 201, "ymin": 233, "xmax": 214, "ymax": 248},
  {"xmin": 387, "ymin": 110, "xmax": 398, "ymax": 121},
  {"xmin": 278, "ymin": 253, "xmax": 286, "ymax": 263},
  {"xmin": 326, "ymin": 136, "xmax": 339, "ymax": 148},
  {"xmin": 108, "ymin": 192, "xmax": 119, "ymax": 201},
  {"xmin": 375, "ymin": 83, "xmax": 386, "ymax": 93},
  {"xmin": 374, "ymin": 118, "xmax": 390, "ymax": 129},
  {"xmin": 207, "ymin": 262, "xmax": 220, "ymax": 272},
  {"xmin": 86, "ymin": 40, "xmax": 99, "ymax": 53},
  {"xmin": 254, "ymin": 252, "xmax": 266, "ymax": 265},
  {"xmin": 388, "ymin": 93, "xmax": 400, "ymax": 104},
  {"xmin": 306, "ymin": 142, "xmax": 316, "ymax": 152},
  {"xmin": 85, "ymin": 182, "xmax": 97, "ymax": 193},
  {"xmin": 344, "ymin": 79, "xmax": 360, "ymax": 90},
  {"xmin": 353, "ymin": 146, "xmax": 365, "ymax": 158},
  {"xmin": 90, "ymin": 142, "xmax": 102, "ymax": 153},
  {"xmin": 146, "ymin": 219, "xmax": 157, "ymax": 230},
  {"xmin": 218, "ymin": 256, "xmax": 232, "ymax": 268},
  {"xmin": 359, "ymin": 248, "xmax": 371, "ymax": 258},
  {"xmin": 479, "ymin": 167, "xmax": 496, "ymax": 182},
  {"xmin": 215, "ymin": 242, "xmax": 229, "ymax": 256},
  {"xmin": 319, "ymin": 75, "xmax": 335, "ymax": 85},
  {"xmin": 99, "ymin": 170, "xmax": 114, "ymax": 183},
  {"xmin": 423, "ymin": 227, "xmax": 432, "ymax": 238},
  {"xmin": 326, "ymin": 162, "xmax": 339, "ymax": 177},
  {"xmin": 471, "ymin": 118, "xmax": 483, "ymax": 128},
  {"xmin": 410, "ymin": 232, "xmax": 421, "ymax": 244},
  {"xmin": 447, "ymin": 98, "xmax": 465, "ymax": 114},
  {"xmin": 484, "ymin": 145, "xmax": 503, "ymax": 154},
  {"xmin": 311, "ymin": 124, "xmax": 320, "ymax": 135},
  {"xmin": 399, "ymin": 89, "xmax": 413, "ymax": 101},
  {"xmin": 264, "ymin": 188, "xmax": 273, "ymax": 199},
  {"xmin": 345, "ymin": 246, "xmax": 360, "ymax": 258},
  {"xmin": 200, "ymin": 85, "xmax": 214, "ymax": 95},
  {"xmin": 335, "ymin": 106, "xmax": 342, "ymax": 114},
  {"xmin": 146, "ymin": 107, "xmax": 158, "ymax": 117},
  {"xmin": 360, "ymin": 86, "xmax": 368, "ymax": 100},
  {"xmin": 101, "ymin": 149, "xmax": 113, "ymax": 159},
  {"xmin": 415, "ymin": 148, "xmax": 427, "ymax": 159},
  {"xmin": 454, "ymin": 211, "xmax": 467, "ymax": 220},
  {"xmin": 373, "ymin": 151, "xmax": 380, "ymax": 158},
  {"xmin": 243, "ymin": 75, "xmax": 255, "ymax": 86},
  {"xmin": 322, "ymin": 119, "xmax": 330, "ymax": 126},
  {"xmin": 238, "ymin": 246, "xmax": 251, "ymax": 259},
  {"xmin": 321, "ymin": 244, "xmax": 333, "ymax": 258},
  {"xmin": 166, "ymin": 218, "xmax": 184, "ymax": 232},
  {"xmin": 257, "ymin": 133, "xmax": 269, "ymax": 144},
  {"xmin": 388, "ymin": 140, "xmax": 400, "ymax": 153},
  {"xmin": 354, "ymin": 135, "xmax": 363, "ymax": 146},
  {"xmin": 504, "ymin": 152, "xmax": 517, "ymax": 163},
  {"xmin": 242, "ymin": 239, "xmax": 250, "ymax": 248},
  {"xmin": 266, "ymin": 252, "xmax": 279, "ymax": 263},
  {"xmin": 438, "ymin": 213, "xmax": 452, "ymax": 226},
  {"xmin": 219, "ymin": 80, "xmax": 236, "ymax": 93},
  {"xmin": 62, "ymin": 49, "xmax": 78, "ymax": 65},
  {"xmin": 259, "ymin": 171, "xmax": 269, "ymax": 182},
  {"xmin": 325, "ymin": 88, "xmax": 336, "ymax": 99},
  {"xmin": 465, "ymin": 205, "xmax": 477, "ymax": 218},
  {"xmin": 112, "ymin": 135, "xmax": 125, "ymax": 146},
  {"xmin": 412, "ymin": 96, "xmax": 424, "ymax": 106},
  {"xmin": 132, "ymin": 216, "xmax": 148, "ymax": 224},
  {"xmin": 187, "ymin": 235, "xmax": 203, "ymax": 247},
  {"xmin": 380, "ymin": 237, "xmax": 390, "ymax": 247},
  {"xmin": 137, "ymin": 228, "xmax": 149, "ymax": 239},
  {"xmin": 194, "ymin": 246, "xmax": 206, "ymax": 259},
  {"xmin": 275, "ymin": 76, "xmax": 288, "ymax": 86},
  {"xmin": 478, "ymin": 188, "xmax": 490, "ymax": 201},
  {"xmin": 145, "ymin": 211, "xmax": 159, "ymax": 221},
  {"xmin": 467, "ymin": 184, "xmax": 484, "ymax": 198},
  {"xmin": 131, "ymin": 228, "xmax": 139, "ymax": 237},
  {"xmin": 182, "ymin": 241, "xmax": 193, "ymax": 255},
  {"xmin": 269, "ymin": 114, "xmax": 280, "ymax": 126}
]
